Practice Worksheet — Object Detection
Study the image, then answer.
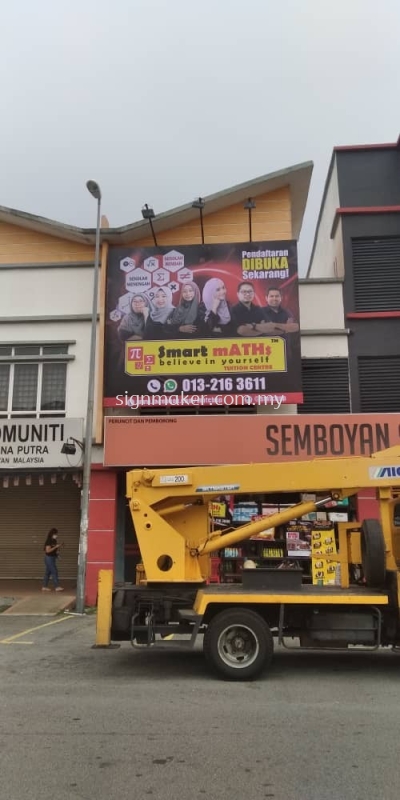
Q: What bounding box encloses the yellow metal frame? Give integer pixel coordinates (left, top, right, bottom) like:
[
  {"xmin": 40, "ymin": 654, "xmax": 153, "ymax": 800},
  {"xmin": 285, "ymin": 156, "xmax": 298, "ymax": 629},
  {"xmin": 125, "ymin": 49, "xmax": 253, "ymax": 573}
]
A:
[{"xmin": 193, "ymin": 589, "xmax": 389, "ymax": 616}]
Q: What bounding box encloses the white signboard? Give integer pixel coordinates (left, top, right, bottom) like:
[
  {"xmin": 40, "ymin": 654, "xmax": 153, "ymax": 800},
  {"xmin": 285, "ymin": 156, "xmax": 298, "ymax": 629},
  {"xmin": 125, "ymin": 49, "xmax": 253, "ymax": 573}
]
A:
[
  {"xmin": 159, "ymin": 474, "xmax": 190, "ymax": 485},
  {"xmin": 0, "ymin": 418, "xmax": 84, "ymax": 469}
]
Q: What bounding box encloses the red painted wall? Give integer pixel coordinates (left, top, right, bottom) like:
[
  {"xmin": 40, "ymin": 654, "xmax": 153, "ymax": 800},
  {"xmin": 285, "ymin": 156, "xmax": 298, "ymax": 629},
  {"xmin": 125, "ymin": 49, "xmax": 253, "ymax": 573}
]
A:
[{"xmin": 86, "ymin": 470, "xmax": 117, "ymax": 605}]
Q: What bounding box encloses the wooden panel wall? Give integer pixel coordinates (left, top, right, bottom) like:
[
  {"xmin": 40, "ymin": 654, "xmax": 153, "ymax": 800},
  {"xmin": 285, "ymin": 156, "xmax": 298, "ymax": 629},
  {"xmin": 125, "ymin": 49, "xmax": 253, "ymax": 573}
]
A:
[
  {"xmin": 135, "ymin": 186, "xmax": 292, "ymax": 246},
  {"xmin": 0, "ymin": 222, "xmax": 94, "ymax": 263}
]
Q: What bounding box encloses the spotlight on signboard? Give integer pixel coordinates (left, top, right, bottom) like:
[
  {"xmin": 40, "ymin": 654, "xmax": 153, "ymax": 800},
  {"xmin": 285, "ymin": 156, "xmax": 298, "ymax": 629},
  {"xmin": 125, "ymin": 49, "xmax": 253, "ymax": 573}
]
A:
[
  {"xmin": 191, "ymin": 197, "xmax": 205, "ymax": 244},
  {"xmin": 141, "ymin": 203, "xmax": 158, "ymax": 246},
  {"xmin": 61, "ymin": 440, "xmax": 76, "ymax": 456},
  {"xmin": 244, "ymin": 197, "xmax": 256, "ymax": 241},
  {"xmin": 61, "ymin": 437, "xmax": 84, "ymax": 456}
]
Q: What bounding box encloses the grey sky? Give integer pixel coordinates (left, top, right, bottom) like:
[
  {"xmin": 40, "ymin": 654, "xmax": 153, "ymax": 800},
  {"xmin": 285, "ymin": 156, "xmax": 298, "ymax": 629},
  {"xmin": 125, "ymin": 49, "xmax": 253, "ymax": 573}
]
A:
[{"xmin": 1, "ymin": 0, "xmax": 400, "ymax": 273}]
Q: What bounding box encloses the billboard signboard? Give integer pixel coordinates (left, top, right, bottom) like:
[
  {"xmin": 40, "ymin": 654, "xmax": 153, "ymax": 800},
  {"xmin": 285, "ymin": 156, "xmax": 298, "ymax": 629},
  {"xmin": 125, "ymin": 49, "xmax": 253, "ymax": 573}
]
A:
[{"xmin": 104, "ymin": 241, "xmax": 302, "ymax": 408}]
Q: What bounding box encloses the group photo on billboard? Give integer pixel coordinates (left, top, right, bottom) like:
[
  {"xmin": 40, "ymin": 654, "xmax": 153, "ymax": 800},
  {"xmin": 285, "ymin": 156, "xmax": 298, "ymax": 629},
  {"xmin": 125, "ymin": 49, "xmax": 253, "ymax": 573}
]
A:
[{"xmin": 103, "ymin": 241, "xmax": 302, "ymax": 407}]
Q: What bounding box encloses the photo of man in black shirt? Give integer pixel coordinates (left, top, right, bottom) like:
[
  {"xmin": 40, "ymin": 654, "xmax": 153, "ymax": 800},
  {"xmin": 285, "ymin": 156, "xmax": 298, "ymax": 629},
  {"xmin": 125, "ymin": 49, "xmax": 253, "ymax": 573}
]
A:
[
  {"xmin": 231, "ymin": 281, "xmax": 264, "ymax": 336},
  {"xmin": 257, "ymin": 287, "xmax": 299, "ymax": 335}
]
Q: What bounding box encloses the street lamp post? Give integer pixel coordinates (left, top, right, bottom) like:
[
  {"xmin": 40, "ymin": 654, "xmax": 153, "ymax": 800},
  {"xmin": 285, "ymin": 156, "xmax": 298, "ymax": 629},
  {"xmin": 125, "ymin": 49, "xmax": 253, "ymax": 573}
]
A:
[{"xmin": 75, "ymin": 180, "xmax": 102, "ymax": 614}]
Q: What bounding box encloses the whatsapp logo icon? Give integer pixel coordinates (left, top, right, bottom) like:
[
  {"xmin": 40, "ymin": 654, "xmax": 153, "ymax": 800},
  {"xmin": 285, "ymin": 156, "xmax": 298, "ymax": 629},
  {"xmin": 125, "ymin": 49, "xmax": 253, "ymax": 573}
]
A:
[{"xmin": 164, "ymin": 379, "xmax": 178, "ymax": 393}]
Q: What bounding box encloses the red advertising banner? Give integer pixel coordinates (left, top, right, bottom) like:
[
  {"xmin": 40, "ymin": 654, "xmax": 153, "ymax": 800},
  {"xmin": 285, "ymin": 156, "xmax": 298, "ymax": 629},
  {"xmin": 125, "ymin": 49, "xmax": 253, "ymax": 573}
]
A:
[
  {"xmin": 103, "ymin": 241, "xmax": 302, "ymax": 408},
  {"xmin": 103, "ymin": 413, "xmax": 400, "ymax": 467}
]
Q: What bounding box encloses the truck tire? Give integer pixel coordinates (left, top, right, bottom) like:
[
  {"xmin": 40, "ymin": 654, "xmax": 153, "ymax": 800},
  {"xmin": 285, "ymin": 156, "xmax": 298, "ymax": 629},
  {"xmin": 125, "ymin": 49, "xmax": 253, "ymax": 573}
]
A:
[
  {"xmin": 361, "ymin": 519, "xmax": 386, "ymax": 588},
  {"xmin": 203, "ymin": 609, "xmax": 273, "ymax": 681}
]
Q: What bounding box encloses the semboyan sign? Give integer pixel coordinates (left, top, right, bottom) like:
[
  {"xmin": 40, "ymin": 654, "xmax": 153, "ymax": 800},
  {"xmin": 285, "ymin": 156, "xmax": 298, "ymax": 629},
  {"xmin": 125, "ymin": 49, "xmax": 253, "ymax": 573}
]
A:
[
  {"xmin": 0, "ymin": 418, "xmax": 84, "ymax": 469},
  {"xmin": 103, "ymin": 413, "xmax": 400, "ymax": 467}
]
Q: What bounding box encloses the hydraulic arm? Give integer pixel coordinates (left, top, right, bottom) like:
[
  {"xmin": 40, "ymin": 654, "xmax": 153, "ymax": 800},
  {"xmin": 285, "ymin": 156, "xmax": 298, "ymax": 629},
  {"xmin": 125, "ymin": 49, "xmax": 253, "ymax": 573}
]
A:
[{"xmin": 126, "ymin": 445, "xmax": 400, "ymax": 583}]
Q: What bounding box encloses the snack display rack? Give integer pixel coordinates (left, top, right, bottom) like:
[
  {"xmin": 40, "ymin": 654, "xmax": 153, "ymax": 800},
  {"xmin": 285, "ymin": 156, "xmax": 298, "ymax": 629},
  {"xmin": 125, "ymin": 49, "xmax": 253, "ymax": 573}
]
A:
[{"xmin": 209, "ymin": 494, "xmax": 350, "ymax": 584}]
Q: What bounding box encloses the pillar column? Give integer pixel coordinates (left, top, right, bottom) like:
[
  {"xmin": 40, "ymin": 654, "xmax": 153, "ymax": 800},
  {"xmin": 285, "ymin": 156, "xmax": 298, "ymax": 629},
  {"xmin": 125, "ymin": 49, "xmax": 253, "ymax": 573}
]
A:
[{"xmin": 86, "ymin": 470, "xmax": 117, "ymax": 605}]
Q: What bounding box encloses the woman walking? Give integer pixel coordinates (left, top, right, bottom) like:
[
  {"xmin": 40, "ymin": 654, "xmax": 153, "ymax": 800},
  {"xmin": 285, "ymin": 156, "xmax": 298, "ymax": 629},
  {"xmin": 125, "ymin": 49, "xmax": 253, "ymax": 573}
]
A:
[{"xmin": 42, "ymin": 528, "xmax": 64, "ymax": 592}]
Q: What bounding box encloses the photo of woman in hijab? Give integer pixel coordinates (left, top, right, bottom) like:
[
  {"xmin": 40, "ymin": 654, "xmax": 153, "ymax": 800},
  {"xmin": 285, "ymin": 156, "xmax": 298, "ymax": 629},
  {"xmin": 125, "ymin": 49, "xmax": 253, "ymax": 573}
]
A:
[
  {"xmin": 202, "ymin": 278, "xmax": 233, "ymax": 336},
  {"xmin": 165, "ymin": 281, "xmax": 205, "ymax": 338},
  {"xmin": 118, "ymin": 294, "xmax": 150, "ymax": 342},
  {"xmin": 144, "ymin": 286, "xmax": 175, "ymax": 339}
]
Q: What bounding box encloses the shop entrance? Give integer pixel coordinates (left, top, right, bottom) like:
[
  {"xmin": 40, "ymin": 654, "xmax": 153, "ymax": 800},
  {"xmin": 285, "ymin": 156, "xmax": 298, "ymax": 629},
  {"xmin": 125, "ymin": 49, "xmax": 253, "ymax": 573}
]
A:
[{"xmin": 0, "ymin": 472, "xmax": 81, "ymax": 579}]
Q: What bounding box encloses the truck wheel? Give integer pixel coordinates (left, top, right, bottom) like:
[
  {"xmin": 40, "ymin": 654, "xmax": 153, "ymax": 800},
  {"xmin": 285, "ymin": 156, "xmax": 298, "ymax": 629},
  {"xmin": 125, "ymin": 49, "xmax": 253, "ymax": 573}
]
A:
[
  {"xmin": 203, "ymin": 609, "xmax": 273, "ymax": 681},
  {"xmin": 361, "ymin": 519, "xmax": 386, "ymax": 588}
]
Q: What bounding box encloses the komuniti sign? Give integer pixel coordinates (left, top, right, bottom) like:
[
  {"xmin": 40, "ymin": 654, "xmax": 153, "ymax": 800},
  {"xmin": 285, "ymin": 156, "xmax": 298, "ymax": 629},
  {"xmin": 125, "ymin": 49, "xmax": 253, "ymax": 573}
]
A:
[{"xmin": 0, "ymin": 418, "xmax": 84, "ymax": 469}]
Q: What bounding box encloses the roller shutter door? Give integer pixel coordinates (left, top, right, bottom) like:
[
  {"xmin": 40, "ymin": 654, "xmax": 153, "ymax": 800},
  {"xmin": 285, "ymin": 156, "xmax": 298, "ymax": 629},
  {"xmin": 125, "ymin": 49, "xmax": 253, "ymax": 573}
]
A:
[
  {"xmin": 352, "ymin": 237, "xmax": 400, "ymax": 312},
  {"xmin": 298, "ymin": 358, "xmax": 351, "ymax": 414},
  {"xmin": 0, "ymin": 474, "xmax": 80, "ymax": 579},
  {"xmin": 358, "ymin": 356, "xmax": 400, "ymax": 412}
]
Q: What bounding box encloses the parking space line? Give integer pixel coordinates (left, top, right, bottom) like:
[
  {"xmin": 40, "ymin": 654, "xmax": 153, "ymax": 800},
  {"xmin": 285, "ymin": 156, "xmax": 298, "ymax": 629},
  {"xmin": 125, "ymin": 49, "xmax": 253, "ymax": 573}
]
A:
[
  {"xmin": 0, "ymin": 641, "xmax": 34, "ymax": 645},
  {"xmin": 0, "ymin": 615, "xmax": 73, "ymax": 644}
]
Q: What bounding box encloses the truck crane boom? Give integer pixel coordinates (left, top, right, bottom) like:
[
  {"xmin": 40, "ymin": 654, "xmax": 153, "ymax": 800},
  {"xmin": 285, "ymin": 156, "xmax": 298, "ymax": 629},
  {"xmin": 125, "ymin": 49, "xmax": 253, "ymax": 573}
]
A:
[{"xmin": 126, "ymin": 444, "xmax": 400, "ymax": 584}]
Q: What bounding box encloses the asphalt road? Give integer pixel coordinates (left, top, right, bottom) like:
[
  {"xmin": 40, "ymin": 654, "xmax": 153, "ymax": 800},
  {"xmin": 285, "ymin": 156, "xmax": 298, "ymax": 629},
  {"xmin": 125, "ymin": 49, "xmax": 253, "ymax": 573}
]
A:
[{"xmin": 1, "ymin": 613, "xmax": 399, "ymax": 800}]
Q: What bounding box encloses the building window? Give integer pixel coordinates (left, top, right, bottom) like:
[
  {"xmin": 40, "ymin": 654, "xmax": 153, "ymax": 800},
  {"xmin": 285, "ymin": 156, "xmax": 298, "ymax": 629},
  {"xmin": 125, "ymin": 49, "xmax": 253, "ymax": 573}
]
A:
[
  {"xmin": 358, "ymin": 355, "xmax": 400, "ymax": 412},
  {"xmin": 298, "ymin": 358, "xmax": 351, "ymax": 414},
  {"xmin": 352, "ymin": 237, "xmax": 400, "ymax": 312},
  {"xmin": 0, "ymin": 344, "xmax": 69, "ymax": 418}
]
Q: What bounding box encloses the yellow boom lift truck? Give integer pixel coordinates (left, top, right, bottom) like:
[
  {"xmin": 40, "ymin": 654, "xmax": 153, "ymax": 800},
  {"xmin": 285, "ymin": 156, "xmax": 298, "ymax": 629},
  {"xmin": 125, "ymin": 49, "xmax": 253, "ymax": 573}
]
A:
[{"xmin": 109, "ymin": 445, "xmax": 400, "ymax": 680}]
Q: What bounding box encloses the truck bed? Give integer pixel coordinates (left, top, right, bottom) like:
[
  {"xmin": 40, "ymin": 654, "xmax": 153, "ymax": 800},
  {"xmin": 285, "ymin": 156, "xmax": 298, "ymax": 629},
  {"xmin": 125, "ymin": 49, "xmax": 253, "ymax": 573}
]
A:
[{"xmin": 193, "ymin": 584, "xmax": 390, "ymax": 615}]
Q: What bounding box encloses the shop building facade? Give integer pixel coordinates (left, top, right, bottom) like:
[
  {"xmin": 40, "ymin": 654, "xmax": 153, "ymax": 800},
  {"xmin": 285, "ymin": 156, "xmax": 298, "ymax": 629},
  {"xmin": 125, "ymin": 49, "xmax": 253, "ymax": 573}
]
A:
[
  {"xmin": 307, "ymin": 134, "xmax": 400, "ymax": 413},
  {"xmin": 307, "ymin": 133, "xmax": 400, "ymax": 517},
  {"xmin": 86, "ymin": 161, "xmax": 316, "ymax": 600},
  {"xmin": 1, "ymin": 164, "xmax": 316, "ymax": 596},
  {"xmin": 4, "ymin": 139, "xmax": 397, "ymax": 602},
  {"xmin": 0, "ymin": 208, "xmax": 99, "ymax": 583},
  {"xmin": 95, "ymin": 161, "xmax": 356, "ymax": 603}
]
